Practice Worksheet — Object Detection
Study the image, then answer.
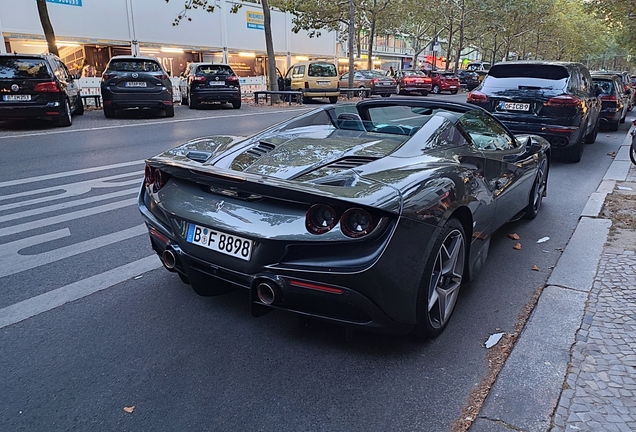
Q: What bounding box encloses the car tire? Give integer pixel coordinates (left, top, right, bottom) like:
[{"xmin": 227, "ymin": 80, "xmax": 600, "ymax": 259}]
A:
[
  {"xmin": 412, "ymin": 218, "xmax": 466, "ymax": 339},
  {"xmin": 75, "ymin": 96, "xmax": 84, "ymax": 115},
  {"xmin": 58, "ymin": 99, "xmax": 72, "ymax": 127},
  {"xmin": 450, "ymin": 89, "xmax": 458, "ymax": 95},
  {"xmin": 328, "ymin": 96, "xmax": 338, "ymax": 104},
  {"xmin": 584, "ymin": 118, "xmax": 600, "ymax": 144},
  {"xmin": 630, "ymin": 140, "xmax": 636, "ymax": 165},
  {"xmin": 524, "ymin": 157, "xmax": 548, "ymax": 219},
  {"xmin": 181, "ymin": 93, "xmax": 187, "ymax": 105},
  {"xmin": 357, "ymin": 86, "xmax": 366, "ymax": 98},
  {"xmin": 432, "ymin": 85, "xmax": 441, "ymax": 94},
  {"xmin": 421, "ymin": 91, "xmax": 429, "ymax": 96},
  {"xmin": 396, "ymin": 84, "xmax": 402, "ymax": 95},
  {"xmin": 232, "ymin": 99, "xmax": 242, "ymax": 109},
  {"xmin": 165, "ymin": 105, "xmax": 175, "ymax": 117},
  {"xmin": 103, "ymin": 106, "xmax": 115, "ymax": 118},
  {"xmin": 620, "ymin": 114, "xmax": 626, "ymax": 124},
  {"xmin": 302, "ymin": 95, "xmax": 311, "ymax": 104},
  {"xmin": 562, "ymin": 134, "xmax": 584, "ymax": 163},
  {"xmin": 608, "ymin": 120, "xmax": 619, "ymax": 131},
  {"xmin": 381, "ymin": 93, "xmax": 391, "ymax": 98},
  {"xmin": 188, "ymin": 93, "xmax": 197, "ymax": 109}
]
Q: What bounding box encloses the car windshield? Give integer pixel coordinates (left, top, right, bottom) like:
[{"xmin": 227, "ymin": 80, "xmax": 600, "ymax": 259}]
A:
[
  {"xmin": 0, "ymin": 58, "xmax": 52, "ymax": 79},
  {"xmin": 483, "ymin": 64, "xmax": 569, "ymax": 90},
  {"xmin": 107, "ymin": 60, "xmax": 163, "ymax": 72},
  {"xmin": 308, "ymin": 63, "xmax": 337, "ymax": 77},
  {"xmin": 195, "ymin": 65, "xmax": 233, "ymax": 75},
  {"xmin": 361, "ymin": 70, "xmax": 386, "ymax": 78}
]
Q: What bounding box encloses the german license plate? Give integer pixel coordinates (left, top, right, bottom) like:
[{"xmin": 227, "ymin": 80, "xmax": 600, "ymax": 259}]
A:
[
  {"xmin": 449, "ymin": 86, "xmax": 457, "ymax": 89},
  {"xmin": 317, "ymin": 81, "xmax": 329, "ymax": 85},
  {"xmin": 209, "ymin": 81, "xmax": 225, "ymax": 86},
  {"xmin": 186, "ymin": 223, "xmax": 253, "ymax": 261},
  {"xmin": 502, "ymin": 102, "xmax": 530, "ymax": 111},
  {"xmin": 125, "ymin": 81, "xmax": 147, "ymax": 87},
  {"xmin": 3, "ymin": 94, "xmax": 31, "ymax": 101}
]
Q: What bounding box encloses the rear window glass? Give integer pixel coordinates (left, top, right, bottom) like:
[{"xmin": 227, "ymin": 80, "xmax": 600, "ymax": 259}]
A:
[
  {"xmin": 361, "ymin": 70, "xmax": 386, "ymax": 78},
  {"xmin": 308, "ymin": 63, "xmax": 337, "ymax": 77},
  {"xmin": 402, "ymin": 70, "xmax": 426, "ymax": 76},
  {"xmin": 0, "ymin": 58, "xmax": 52, "ymax": 79},
  {"xmin": 195, "ymin": 65, "xmax": 233, "ymax": 75},
  {"xmin": 593, "ymin": 79, "xmax": 615, "ymax": 95},
  {"xmin": 489, "ymin": 64, "xmax": 569, "ymax": 80},
  {"xmin": 107, "ymin": 60, "xmax": 162, "ymax": 72}
]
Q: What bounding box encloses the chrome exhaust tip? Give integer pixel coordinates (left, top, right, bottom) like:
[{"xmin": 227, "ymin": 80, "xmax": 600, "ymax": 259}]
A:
[
  {"xmin": 256, "ymin": 282, "xmax": 277, "ymax": 305},
  {"xmin": 161, "ymin": 249, "xmax": 177, "ymax": 270}
]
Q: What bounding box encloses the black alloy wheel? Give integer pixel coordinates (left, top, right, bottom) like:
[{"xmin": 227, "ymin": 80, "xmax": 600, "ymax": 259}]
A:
[
  {"xmin": 412, "ymin": 218, "xmax": 466, "ymax": 339},
  {"xmin": 165, "ymin": 105, "xmax": 175, "ymax": 117},
  {"xmin": 232, "ymin": 99, "xmax": 242, "ymax": 109},
  {"xmin": 103, "ymin": 106, "xmax": 115, "ymax": 118},
  {"xmin": 630, "ymin": 136, "xmax": 636, "ymax": 165},
  {"xmin": 328, "ymin": 96, "xmax": 338, "ymax": 104},
  {"xmin": 58, "ymin": 99, "xmax": 72, "ymax": 127},
  {"xmin": 562, "ymin": 131, "xmax": 585, "ymax": 163},
  {"xmin": 188, "ymin": 92, "xmax": 198, "ymax": 109},
  {"xmin": 524, "ymin": 157, "xmax": 548, "ymax": 219},
  {"xmin": 75, "ymin": 95, "xmax": 84, "ymax": 115}
]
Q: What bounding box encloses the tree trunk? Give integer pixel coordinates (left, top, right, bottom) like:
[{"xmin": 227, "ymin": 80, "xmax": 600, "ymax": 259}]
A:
[
  {"xmin": 367, "ymin": 16, "xmax": 376, "ymax": 70},
  {"xmin": 453, "ymin": 0, "xmax": 466, "ymax": 72},
  {"xmin": 36, "ymin": 0, "xmax": 59, "ymax": 57},
  {"xmin": 348, "ymin": 0, "xmax": 355, "ymax": 92},
  {"xmin": 261, "ymin": 0, "xmax": 279, "ymax": 102}
]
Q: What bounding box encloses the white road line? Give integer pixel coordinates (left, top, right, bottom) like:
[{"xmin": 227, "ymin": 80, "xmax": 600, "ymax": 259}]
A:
[
  {"xmin": 0, "ymin": 197, "xmax": 137, "ymax": 238},
  {"xmin": 0, "ymin": 255, "xmax": 162, "ymax": 329},
  {"xmin": 0, "ymin": 188, "xmax": 139, "ymax": 224},
  {"xmin": 0, "ymin": 108, "xmax": 310, "ymax": 140},
  {"xmin": 0, "ymin": 224, "xmax": 148, "ymax": 278},
  {"xmin": 0, "ymin": 160, "xmax": 144, "ymax": 188}
]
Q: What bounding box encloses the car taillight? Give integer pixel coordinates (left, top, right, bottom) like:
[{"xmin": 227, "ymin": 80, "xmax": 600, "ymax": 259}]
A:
[
  {"xmin": 144, "ymin": 164, "xmax": 155, "ymax": 186},
  {"xmin": 226, "ymin": 75, "xmax": 239, "ymax": 82},
  {"xmin": 545, "ymin": 95, "xmax": 582, "ymax": 107},
  {"xmin": 403, "ymin": 77, "xmax": 414, "ymax": 84},
  {"xmin": 370, "ymin": 78, "xmax": 379, "ymax": 84},
  {"xmin": 340, "ymin": 208, "xmax": 376, "ymax": 238},
  {"xmin": 33, "ymin": 81, "xmax": 59, "ymax": 92},
  {"xmin": 467, "ymin": 91, "xmax": 488, "ymax": 103},
  {"xmin": 192, "ymin": 76, "xmax": 206, "ymax": 82},
  {"xmin": 305, "ymin": 82, "xmax": 309, "ymax": 89},
  {"xmin": 101, "ymin": 73, "xmax": 115, "ymax": 81},
  {"xmin": 306, "ymin": 204, "xmax": 337, "ymax": 234},
  {"xmin": 600, "ymin": 95, "xmax": 618, "ymax": 102},
  {"xmin": 158, "ymin": 74, "xmax": 168, "ymax": 80}
]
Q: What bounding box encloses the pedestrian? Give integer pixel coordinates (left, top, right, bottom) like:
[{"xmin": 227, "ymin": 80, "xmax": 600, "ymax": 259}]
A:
[{"xmin": 388, "ymin": 66, "xmax": 395, "ymax": 77}]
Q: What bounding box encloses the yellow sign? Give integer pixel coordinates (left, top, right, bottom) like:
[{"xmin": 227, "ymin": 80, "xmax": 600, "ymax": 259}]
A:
[{"xmin": 246, "ymin": 10, "xmax": 264, "ymax": 30}]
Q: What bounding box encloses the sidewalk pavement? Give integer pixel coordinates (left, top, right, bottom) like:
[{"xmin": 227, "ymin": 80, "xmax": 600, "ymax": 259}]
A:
[{"xmin": 470, "ymin": 130, "xmax": 636, "ymax": 432}]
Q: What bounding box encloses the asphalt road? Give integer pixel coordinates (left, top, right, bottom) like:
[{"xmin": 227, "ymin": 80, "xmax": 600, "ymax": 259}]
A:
[{"xmin": 0, "ymin": 96, "xmax": 632, "ymax": 431}]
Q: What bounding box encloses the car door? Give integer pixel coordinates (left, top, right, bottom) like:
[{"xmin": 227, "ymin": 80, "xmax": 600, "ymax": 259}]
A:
[
  {"xmin": 459, "ymin": 110, "xmax": 537, "ymax": 229},
  {"xmin": 53, "ymin": 58, "xmax": 80, "ymax": 110}
]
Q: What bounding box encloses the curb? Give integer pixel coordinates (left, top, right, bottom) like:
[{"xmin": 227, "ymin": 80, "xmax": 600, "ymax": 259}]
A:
[{"xmin": 469, "ymin": 127, "xmax": 635, "ymax": 432}]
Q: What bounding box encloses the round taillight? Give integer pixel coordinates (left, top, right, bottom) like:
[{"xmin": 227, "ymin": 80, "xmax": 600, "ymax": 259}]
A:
[
  {"xmin": 144, "ymin": 165, "xmax": 155, "ymax": 185},
  {"xmin": 341, "ymin": 208, "xmax": 375, "ymax": 238},
  {"xmin": 306, "ymin": 204, "xmax": 337, "ymax": 234}
]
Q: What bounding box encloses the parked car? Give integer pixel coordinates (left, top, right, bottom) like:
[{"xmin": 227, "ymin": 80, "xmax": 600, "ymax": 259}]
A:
[
  {"xmin": 591, "ymin": 70, "xmax": 634, "ymax": 112},
  {"xmin": 179, "ymin": 63, "xmax": 241, "ymax": 109},
  {"xmin": 0, "ymin": 53, "xmax": 83, "ymax": 127},
  {"xmin": 457, "ymin": 70, "xmax": 480, "ymax": 91},
  {"xmin": 280, "ymin": 61, "xmax": 340, "ymax": 104},
  {"xmin": 467, "ymin": 61, "xmax": 602, "ymax": 163},
  {"xmin": 100, "ymin": 55, "xmax": 174, "ymax": 118},
  {"xmin": 591, "ymin": 74, "xmax": 629, "ymax": 131},
  {"xmin": 466, "ymin": 61, "xmax": 491, "ymax": 82},
  {"xmin": 426, "ymin": 70, "xmax": 461, "ymax": 94},
  {"xmin": 392, "ymin": 70, "xmax": 432, "ymax": 96},
  {"xmin": 138, "ymin": 98, "xmax": 550, "ymax": 339},
  {"xmin": 339, "ymin": 70, "xmax": 396, "ymax": 97}
]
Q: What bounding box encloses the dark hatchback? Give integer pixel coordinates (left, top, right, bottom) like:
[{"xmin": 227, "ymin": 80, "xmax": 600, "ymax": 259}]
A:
[
  {"xmin": 101, "ymin": 56, "xmax": 174, "ymax": 118},
  {"xmin": 0, "ymin": 53, "xmax": 83, "ymax": 127},
  {"xmin": 592, "ymin": 74, "xmax": 629, "ymax": 131},
  {"xmin": 467, "ymin": 61, "xmax": 601, "ymax": 162},
  {"xmin": 457, "ymin": 70, "xmax": 480, "ymax": 90},
  {"xmin": 180, "ymin": 63, "xmax": 241, "ymax": 109}
]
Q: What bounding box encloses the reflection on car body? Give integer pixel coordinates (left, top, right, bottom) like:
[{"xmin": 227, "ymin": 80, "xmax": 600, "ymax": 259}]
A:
[{"xmin": 139, "ymin": 98, "xmax": 550, "ymax": 339}]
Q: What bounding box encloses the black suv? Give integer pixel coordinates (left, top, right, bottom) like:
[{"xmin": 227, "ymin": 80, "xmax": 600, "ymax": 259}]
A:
[
  {"xmin": 467, "ymin": 61, "xmax": 602, "ymax": 163},
  {"xmin": 179, "ymin": 63, "xmax": 241, "ymax": 109},
  {"xmin": 0, "ymin": 53, "xmax": 83, "ymax": 127},
  {"xmin": 101, "ymin": 56, "xmax": 174, "ymax": 118}
]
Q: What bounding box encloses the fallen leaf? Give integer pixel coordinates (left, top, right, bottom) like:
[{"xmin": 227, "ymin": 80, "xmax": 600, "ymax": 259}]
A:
[
  {"xmin": 607, "ymin": 151, "xmax": 616, "ymax": 157},
  {"xmin": 123, "ymin": 406, "xmax": 135, "ymax": 413},
  {"xmin": 485, "ymin": 332, "xmax": 504, "ymax": 348},
  {"xmin": 508, "ymin": 233, "xmax": 520, "ymax": 240},
  {"xmin": 513, "ymin": 243, "xmax": 521, "ymax": 250},
  {"xmin": 531, "ymin": 265, "xmax": 540, "ymax": 271},
  {"xmin": 537, "ymin": 236, "xmax": 550, "ymax": 243}
]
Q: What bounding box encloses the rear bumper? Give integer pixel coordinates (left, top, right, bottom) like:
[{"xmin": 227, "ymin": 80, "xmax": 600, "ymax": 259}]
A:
[
  {"xmin": 0, "ymin": 103, "xmax": 63, "ymax": 120},
  {"xmin": 302, "ymin": 89, "xmax": 340, "ymax": 98},
  {"xmin": 101, "ymin": 88, "xmax": 172, "ymax": 110},
  {"xmin": 402, "ymin": 85, "xmax": 432, "ymax": 93},
  {"xmin": 192, "ymin": 88, "xmax": 241, "ymax": 103},
  {"xmin": 500, "ymin": 119, "xmax": 582, "ymax": 148}
]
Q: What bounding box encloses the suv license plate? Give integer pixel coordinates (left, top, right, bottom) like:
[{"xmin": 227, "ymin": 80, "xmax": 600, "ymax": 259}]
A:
[
  {"xmin": 125, "ymin": 81, "xmax": 147, "ymax": 87},
  {"xmin": 502, "ymin": 102, "xmax": 530, "ymax": 111},
  {"xmin": 209, "ymin": 82, "xmax": 225, "ymax": 86},
  {"xmin": 186, "ymin": 223, "xmax": 253, "ymax": 261},
  {"xmin": 3, "ymin": 95, "xmax": 31, "ymax": 101}
]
